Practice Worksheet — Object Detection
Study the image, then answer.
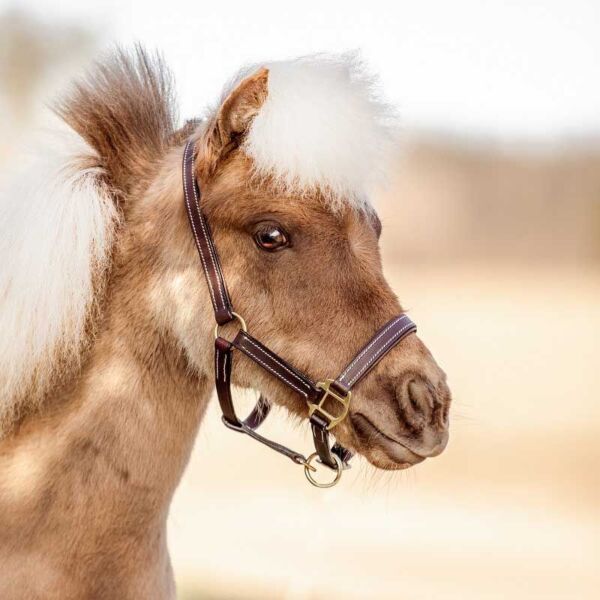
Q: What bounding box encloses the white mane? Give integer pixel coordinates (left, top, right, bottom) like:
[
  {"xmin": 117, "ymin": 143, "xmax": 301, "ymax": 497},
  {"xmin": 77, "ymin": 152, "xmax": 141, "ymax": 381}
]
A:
[
  {"xmin": 241, "ymin": 53, "xmax": 399, "ymax": 208},
  {"xmin": 0, "ymin": 119, "xmax": 118, "ymax": 432}
]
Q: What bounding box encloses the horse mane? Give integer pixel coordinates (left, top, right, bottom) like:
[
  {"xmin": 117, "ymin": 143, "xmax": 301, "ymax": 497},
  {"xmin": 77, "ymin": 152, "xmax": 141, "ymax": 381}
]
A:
[
  {"xmin": 55, "ymin": 45, "xmax": 178, "ymax": 195},
  {"xmin": 0, "ymin": 47, "xmax": 177, "ymax": 435}
]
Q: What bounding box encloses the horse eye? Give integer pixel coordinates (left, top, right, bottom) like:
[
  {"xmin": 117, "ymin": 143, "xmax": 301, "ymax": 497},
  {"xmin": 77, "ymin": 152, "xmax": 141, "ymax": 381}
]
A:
[{"xmin": 253, "ymin": 224, "xmax": 290, "ymax": 252}]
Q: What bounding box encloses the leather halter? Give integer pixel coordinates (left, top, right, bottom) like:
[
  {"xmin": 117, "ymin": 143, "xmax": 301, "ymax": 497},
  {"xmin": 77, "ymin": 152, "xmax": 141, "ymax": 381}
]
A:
[{"xmin": 182, "ymin": 139, "xmax": 417, "ymax": 487}]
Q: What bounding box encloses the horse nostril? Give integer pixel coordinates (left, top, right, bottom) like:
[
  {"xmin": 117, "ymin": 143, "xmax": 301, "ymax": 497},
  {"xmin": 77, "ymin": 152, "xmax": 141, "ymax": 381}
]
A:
[
  {"xmin": 389, "ymin": 375, "xmax": 451, "ymax": 458},
  {"xmin": 396, "ymin": 375, "xmax": 449, "ymax": 434},
  {"xmin": 407, "ymin": 378, "xmax": 434, "ymax": 417}
]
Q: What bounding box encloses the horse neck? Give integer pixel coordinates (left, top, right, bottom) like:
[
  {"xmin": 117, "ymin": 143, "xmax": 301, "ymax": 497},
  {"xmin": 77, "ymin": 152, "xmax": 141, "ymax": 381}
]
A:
[
  {"xmin": 53, "ymin": 176, "xmax": 214, "ymax": 506},
  {"xmin": 0, "ymin": 282, "xmax": 212, "ymax": 596},
  {"xmin": 0, "ymin": 158, "xmax": 214, "ymax": 570},
  {"xmin": 66, "ymin": 284, "xmax": 212, "ymax": 501}
]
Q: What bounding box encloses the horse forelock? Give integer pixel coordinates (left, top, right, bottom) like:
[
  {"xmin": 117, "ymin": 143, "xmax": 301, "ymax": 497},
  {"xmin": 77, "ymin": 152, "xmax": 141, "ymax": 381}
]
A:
[{"xmin": 221, "ymin": 53, "xmax": 399, "ymax": 210}]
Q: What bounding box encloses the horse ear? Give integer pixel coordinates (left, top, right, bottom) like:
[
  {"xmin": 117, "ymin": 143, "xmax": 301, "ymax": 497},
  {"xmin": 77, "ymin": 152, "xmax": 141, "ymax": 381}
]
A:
[{"xmin": 198, "ymin": 67, "xmax": 269, "ymax": 178}]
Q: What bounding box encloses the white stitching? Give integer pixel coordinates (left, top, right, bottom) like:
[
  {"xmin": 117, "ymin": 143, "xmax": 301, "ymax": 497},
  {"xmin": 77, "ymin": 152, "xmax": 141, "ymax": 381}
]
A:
[
  {"xmin": 241, "ymin": 347, "xmax": 308, "ymax": 397},
  {"xmin": 347, "ymin": 321, "xmax": 414, "ymax": 386},
  {"xmin": 183, "ymin": 142, "xmax": 218, "ymax": 309},
  {"xmin": 190, "ymin": 146, "xmax": 228, "ymax": 313},
  {"xmin": 347, "ymin": 321, "xmax": 415, "ymax": 386},
  {"xmin": 223, "ymin": 349, "xmax": 228, "ymax": 382},
  {"xmin": 243, "ymin": 336, "xmax": 311, "ymax": 392},
  {"xmin": 339, "ymin": 316, "xmax": 408, "ymax": 381}
]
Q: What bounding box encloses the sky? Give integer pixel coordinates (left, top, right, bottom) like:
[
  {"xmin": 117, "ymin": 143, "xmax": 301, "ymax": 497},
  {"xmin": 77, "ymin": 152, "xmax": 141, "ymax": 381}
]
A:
[{"xmin": 3, "ymin": 0, "xmax": 599, "ymax": 141}]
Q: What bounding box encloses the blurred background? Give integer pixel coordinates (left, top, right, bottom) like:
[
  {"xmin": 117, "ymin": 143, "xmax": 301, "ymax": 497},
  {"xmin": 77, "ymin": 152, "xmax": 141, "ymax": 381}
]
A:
[{"xmin": 1, "ymin": 1, "xmax": 598, "ymax": 598}]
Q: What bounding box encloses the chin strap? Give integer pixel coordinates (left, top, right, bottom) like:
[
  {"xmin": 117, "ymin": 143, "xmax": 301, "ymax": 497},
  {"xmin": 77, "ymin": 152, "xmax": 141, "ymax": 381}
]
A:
[{"xmin": 183, "ymin": 138, "xmax": 417, "ymax": 487}]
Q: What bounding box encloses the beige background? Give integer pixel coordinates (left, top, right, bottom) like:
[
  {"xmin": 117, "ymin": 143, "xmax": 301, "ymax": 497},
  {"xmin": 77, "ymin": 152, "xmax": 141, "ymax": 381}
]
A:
[{"xmin": 1, "ymin": 4, "xmax": 598, "ymax": 599}]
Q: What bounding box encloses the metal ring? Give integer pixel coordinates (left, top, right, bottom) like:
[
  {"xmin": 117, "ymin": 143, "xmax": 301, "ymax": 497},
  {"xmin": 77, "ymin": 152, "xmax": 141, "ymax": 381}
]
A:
[
  {"xmin": 303, "ymin": 452, "xmax": 343, "ymax": 488},
  {"xmin": 214, "ymin": 312, "xmax": 247, "ymax": 340}
]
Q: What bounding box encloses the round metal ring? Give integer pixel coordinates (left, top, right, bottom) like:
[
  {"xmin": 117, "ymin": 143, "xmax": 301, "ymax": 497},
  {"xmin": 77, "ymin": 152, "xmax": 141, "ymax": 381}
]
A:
[
  {"xmin": 214, "ymin": 312, "xmax": 247, "ymax": 340},
  {"xmin": 303, "ymin": 452, "xmax": 343, "ymax": 488}
]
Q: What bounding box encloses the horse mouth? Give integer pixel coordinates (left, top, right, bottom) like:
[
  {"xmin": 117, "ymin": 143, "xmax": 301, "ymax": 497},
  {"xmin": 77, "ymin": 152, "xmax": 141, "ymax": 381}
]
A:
[{"xmin": 350, "ymin": 413, "xmax": 426, "ymax": 470}]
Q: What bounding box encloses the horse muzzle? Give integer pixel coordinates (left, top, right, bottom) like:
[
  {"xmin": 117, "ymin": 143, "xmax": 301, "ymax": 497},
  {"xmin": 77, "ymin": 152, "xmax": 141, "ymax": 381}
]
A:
[{"xmin": 349, "ymin": 366, "xmax": 452, "ymax": 469}]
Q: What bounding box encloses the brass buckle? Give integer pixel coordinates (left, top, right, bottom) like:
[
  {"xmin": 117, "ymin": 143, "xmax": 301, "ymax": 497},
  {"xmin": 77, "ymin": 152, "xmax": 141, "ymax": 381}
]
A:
[
  {"xmin": 304, "ymin": 452, "xmax": 343, "ymax": 488},
  {"xmin": 308, "ymin": 379, "xmax": 351, "ymax": 430}
]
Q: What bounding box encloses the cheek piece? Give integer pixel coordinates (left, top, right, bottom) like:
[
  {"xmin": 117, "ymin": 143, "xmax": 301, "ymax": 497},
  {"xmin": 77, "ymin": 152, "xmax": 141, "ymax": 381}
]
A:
[{"xmin": 183, "ymin": 139, "xmax": 416, "ymax": 488}]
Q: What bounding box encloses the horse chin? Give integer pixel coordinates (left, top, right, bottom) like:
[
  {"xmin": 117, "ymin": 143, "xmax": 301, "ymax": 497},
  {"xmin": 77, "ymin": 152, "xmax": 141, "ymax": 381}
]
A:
[{"xmin": 350, "ymin": 413, "xmax": 427, "ymax": 471}]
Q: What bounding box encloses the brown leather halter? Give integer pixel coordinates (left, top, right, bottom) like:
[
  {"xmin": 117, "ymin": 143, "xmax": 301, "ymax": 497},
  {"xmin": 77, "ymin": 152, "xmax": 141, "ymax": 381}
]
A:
[{"xmin": 182, "ymin": 139, "xmax": 417, "ymax": 487}]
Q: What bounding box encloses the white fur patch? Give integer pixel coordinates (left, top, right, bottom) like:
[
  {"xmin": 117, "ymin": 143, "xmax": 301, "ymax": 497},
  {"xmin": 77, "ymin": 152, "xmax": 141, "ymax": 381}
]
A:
[
  {"xmin": 241, "ymin": 53, "xmax": 398, "ymax": 208},
  {"xmin": 0, "ymin": 118, "xmax": 118, "ymax": 432}
]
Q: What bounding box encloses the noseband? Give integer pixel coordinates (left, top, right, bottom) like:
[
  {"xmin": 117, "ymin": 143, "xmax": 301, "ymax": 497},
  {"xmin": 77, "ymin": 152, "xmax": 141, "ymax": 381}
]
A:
[{"xmin": 182, "ymin": 140, "xmax": 417, "ymax": 487}]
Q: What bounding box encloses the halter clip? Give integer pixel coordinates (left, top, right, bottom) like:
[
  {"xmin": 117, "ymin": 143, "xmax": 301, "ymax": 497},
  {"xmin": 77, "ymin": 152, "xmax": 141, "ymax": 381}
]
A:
[{"xmin": 304, "ymin": 452, "xmax": 343, "ymax": 488}]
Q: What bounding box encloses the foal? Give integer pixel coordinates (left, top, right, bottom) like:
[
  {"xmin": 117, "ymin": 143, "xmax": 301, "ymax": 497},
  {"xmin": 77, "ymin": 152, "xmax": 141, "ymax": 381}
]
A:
[{"xmin": 0, "ymin": 48, "xmax": 451, "ymax": 598}]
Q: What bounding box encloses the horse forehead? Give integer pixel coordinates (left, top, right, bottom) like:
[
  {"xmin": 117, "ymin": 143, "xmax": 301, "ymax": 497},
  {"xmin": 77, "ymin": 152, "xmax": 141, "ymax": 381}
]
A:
[{"xmin": 208, "ymin": 160, "xmax": 370, "ymax": 226}]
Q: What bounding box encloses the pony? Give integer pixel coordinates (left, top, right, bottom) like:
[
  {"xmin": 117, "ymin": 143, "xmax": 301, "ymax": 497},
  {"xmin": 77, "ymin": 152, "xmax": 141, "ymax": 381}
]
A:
[{"xmin": 0, "ymin": 47, "xmax": 451, "ymax": 599}]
